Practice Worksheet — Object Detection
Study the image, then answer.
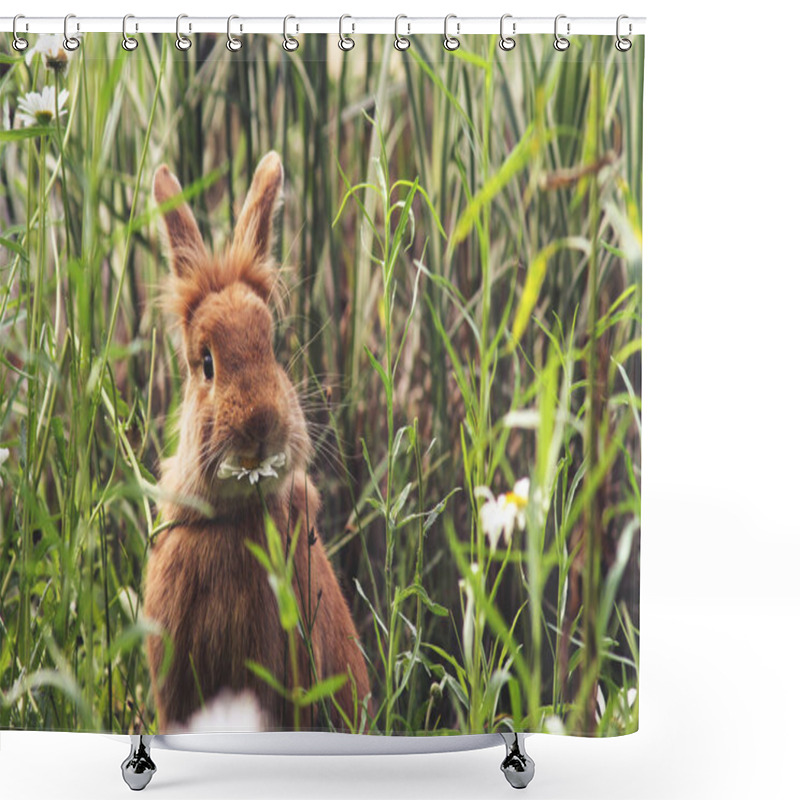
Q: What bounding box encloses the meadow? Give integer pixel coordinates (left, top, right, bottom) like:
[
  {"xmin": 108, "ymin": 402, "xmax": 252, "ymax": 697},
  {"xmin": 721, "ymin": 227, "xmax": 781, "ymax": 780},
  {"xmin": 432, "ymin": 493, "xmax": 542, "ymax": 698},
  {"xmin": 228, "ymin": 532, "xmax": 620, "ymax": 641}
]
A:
[{"xmin": 0, "ymin": 32, "xmax": 642, "ymax": 736}]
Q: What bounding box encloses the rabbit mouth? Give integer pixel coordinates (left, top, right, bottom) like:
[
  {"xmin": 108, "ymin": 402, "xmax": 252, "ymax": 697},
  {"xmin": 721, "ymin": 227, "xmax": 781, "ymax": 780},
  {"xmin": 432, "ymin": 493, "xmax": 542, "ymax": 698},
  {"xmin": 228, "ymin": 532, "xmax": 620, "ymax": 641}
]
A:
[{"xmin": 216, "ymin": 452, "xmax": 287, "ymax": 486}]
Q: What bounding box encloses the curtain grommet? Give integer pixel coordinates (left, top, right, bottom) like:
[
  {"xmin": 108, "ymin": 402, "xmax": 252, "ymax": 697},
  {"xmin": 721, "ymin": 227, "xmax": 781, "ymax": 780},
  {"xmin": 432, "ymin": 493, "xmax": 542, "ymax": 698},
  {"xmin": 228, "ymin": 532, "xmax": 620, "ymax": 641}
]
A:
[
  {"xmin": 616, "ymin": 15, "xmax": 633, "ymax": 51},
  {"xmin": 499, "ymin": 14, "xmax": 516, "ymax": 51},
  {"xmin": 553, "ymin": 14, "xmax": 570, "ymax": 51},
  {"xmin": 227, "ymin": 15, "xmax": 243, "ymax": 52},
  {"xmin": 283, "ymin": 15, "xmax": 299, "ymax": 52},
  {"xmin": 12, "ymin": 15, "xmax": 29, "ymax": 52},
  {"xmin": 394, "ymin": 15, "xmax": 411, "ymax": 51},
  {"xmin": 121, "ymin": 14, "xmax": 138, "ymax": 51},
  {"xmin": 443, "ymin": 14, "xmax": 460, "ymax": 51},
  {"xmin": 175, "ymin": 14, "xmax": 192, "ymax": 51},
  {"xmin": 339, "ymin": 15, "xmax": 355, "ymax": 51},
  {"xmin": 63, "ymin": 13, "xmax": 80, "ymax": 52}
]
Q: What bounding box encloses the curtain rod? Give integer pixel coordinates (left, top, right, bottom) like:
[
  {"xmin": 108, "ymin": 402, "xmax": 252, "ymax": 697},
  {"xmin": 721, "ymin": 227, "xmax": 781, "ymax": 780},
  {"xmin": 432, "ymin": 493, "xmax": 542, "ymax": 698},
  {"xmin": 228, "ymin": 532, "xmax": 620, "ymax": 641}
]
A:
[{"xmin": 0, "ymin": 16, "xmax": 646, "ymax": 37}]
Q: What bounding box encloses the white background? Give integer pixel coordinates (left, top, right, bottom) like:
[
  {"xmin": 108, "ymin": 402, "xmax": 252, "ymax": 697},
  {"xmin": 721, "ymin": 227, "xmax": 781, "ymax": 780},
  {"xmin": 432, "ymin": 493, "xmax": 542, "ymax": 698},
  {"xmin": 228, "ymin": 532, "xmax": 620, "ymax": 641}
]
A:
[{"xmin": 2, "ymin": 1, "xmax": 799, "ymax": 798}]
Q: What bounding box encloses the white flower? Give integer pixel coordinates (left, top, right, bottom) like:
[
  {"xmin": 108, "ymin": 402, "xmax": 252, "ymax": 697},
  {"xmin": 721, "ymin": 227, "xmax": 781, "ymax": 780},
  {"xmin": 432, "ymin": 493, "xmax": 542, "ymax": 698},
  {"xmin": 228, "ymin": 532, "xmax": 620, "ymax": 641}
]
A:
[
  {"xmin": 474, "ymin": 477, "xmax": 530, "ymax": 552},
  {"xmin": 0, "ymin": 447, "xmax": 9, "ymax": 488},
  {"xmin": 25, "ymin": 35, "xmax": 76, "ymax": 71},
  {"xmin": 17, "ymin": 87, "xmax": 69, "ymax": 128},
  {"xmin": 543, "ymin": 715, "xmax": 566, "ymax": 735},
  {"xmin": 217, "ymin": 452, "xmax": 287, "ymax": 485},
  {"xmin": 181, "ymin": 690, "xmax": 266, "ymax": 733}
]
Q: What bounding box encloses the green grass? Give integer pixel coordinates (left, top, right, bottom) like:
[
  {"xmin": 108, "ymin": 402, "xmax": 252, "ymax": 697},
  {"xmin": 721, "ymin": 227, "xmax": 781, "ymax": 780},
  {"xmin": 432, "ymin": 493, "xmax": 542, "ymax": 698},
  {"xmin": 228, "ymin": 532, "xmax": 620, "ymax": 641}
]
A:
[{"xmin": 0, "ymin": 33, "xmax": 642, "ymax": 736}]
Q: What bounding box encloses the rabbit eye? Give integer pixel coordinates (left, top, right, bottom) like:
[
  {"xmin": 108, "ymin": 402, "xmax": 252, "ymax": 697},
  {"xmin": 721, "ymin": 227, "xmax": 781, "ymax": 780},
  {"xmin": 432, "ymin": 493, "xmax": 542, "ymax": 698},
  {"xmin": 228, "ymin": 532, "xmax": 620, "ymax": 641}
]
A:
[{"xmin": 202, "ymin": 348, "xmax": 214, "ymax": 380}]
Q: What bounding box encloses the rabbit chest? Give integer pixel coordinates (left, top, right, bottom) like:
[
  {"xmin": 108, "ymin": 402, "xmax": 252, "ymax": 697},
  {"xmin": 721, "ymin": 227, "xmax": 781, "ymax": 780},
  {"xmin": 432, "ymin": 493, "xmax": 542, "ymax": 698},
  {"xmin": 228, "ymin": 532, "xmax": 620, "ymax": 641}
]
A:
[{"xmin": 144, "ymin": 509, "xmax": 308, "ymax": 726}]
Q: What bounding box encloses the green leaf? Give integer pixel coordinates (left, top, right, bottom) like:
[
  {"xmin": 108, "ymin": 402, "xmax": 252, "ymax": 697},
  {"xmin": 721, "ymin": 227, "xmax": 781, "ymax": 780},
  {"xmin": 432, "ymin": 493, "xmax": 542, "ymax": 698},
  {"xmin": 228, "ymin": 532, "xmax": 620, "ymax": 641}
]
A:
[
  {"xmin": 440, "ymin": 672, "xmax": 469, "ymax": 710},
  {"xmin": 298, "ymin": 674, "xmax": 348, "ymax": 706},
  {"xmin": 392, "ymin": 180, "xmax": 446, "ymax": 239},
  {"xmin": 386, "ymin": 179, "xmax": 418, "ymax": 274},
  {"xmin": 598, "ymin": 519, "xmax": 638, "ymax": 643},
  {"xmin": 364, "ymin": 346, "xmax": 391, "ymax": 399},
  {"xmin": 359, "ymin": 440, "xmax": 383, "ymax": 507},
  {"xmin": 420, "ymin": 643, "xmax": 467, "ymax": 682},
  {"xmin": 395, "ymin": 582, "xmax": 449, "ymax": 617},
  {"xmin": 509, "ymin": 237, "xmax": 590, "ymax": 349},
  {"xmin": 390, "ymin": 482, "xmax": 413, "ymax": 525},
  {"xmin": 0, "ymin": 236, "xmax": 28, "ymax": 261},
  {"xmin": 613, "ymin": 357, "xmax": 642, "ymax": 440},
  {"xmin": 392, "ymin": 425, "xmax": 409, "ymax": 459},
  {"xmin": 354, "ymin": 578, "xmax": 388, "ymax": 637},
  {"xmin": 51, "ymin": 417, "xmax": 68, "ymax": 484},
  {"xmin": 423, "ymin": 487, "xmax": 461, "ymax": 533},
  {"xmin": 244, "ymin": 540, "xmax": 273, "ymax": 572},
  {"xmin": 246, "ymin": 660, "xmax": 290, "ymax": 699},
  {"xmin": 600, "ymin": 239, "xmax": 627, "ymax": 259},
  {"xmin": 452, "ymin": 123, "xmax": 539, "ymax": 245},
  {"xmin": 107, "ymin": 619, "xmax": 161, "ymax": 660},
  {"xmin": 0, "ymin": 126, "xmax": 53, "ymax": 142}
]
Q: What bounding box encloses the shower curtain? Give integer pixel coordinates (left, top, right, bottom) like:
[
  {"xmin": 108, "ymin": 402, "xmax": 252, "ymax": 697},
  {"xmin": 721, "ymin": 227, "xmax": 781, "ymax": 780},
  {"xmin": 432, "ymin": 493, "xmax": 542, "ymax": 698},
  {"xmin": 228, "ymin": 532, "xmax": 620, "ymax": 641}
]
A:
[{"xmin": 0, "ymin": 29, "xmax": 642, "ymax": 739}]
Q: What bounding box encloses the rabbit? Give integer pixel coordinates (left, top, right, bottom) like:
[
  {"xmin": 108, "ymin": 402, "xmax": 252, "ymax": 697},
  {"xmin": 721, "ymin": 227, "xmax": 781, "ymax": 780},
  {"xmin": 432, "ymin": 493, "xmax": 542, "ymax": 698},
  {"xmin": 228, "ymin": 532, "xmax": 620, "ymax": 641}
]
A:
[{"xmin": 145, "ymin": 152, "xmax": 371, "ymax": 732}]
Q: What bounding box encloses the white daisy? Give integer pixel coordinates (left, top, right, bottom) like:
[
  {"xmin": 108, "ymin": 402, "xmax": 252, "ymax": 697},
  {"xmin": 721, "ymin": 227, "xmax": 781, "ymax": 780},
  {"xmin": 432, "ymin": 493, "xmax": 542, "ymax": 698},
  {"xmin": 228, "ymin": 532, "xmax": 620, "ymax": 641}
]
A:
[
  {"xmin": 217, "ymin": 452, "xmax": 287, "ymax": 485},
  {"xmin": 474, "ymin": 477, "xmax": 530, "ymax": 552},
  {"xmin": 182, "ymin": 690, "xmax": 266, "ymax": 733},
  {"xmin": 16, "ymin": 87, "xmax": 69, "ymax": 128},
  {"xmin": 0, "ymin": 447, "xmax": 9, "ymax": 488},
  {"xmin": 25, "ymin": 34, "xmax": 76, "ymax": 72}
]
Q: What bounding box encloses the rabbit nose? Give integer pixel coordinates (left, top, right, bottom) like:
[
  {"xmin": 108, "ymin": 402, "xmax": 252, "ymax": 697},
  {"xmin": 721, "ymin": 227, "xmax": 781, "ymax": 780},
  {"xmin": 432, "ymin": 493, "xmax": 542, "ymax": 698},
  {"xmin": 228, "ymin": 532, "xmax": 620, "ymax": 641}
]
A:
[
  {"xmin": 243, "ymin": 408, "xmax": 270, "ymax": 440},
  {"xmin": 237, "ymin": 406, "xmax": 277, "ymax": 450}
]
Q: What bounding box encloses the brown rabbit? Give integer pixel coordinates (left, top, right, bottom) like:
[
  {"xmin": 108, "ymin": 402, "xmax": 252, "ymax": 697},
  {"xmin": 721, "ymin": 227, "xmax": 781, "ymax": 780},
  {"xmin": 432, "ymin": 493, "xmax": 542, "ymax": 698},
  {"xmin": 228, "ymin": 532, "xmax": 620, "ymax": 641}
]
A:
[{"xmin": 145, "ymin": 152, "xmax": 371, "ymax": 732}]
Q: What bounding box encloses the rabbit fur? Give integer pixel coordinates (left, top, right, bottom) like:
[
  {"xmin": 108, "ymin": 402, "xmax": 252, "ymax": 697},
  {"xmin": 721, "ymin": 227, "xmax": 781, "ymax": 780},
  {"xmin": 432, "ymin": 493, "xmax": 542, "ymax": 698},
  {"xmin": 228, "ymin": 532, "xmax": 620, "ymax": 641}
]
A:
[{"xmin": 145, "ymin": 153, "xmax": 371, "ymax": 732}]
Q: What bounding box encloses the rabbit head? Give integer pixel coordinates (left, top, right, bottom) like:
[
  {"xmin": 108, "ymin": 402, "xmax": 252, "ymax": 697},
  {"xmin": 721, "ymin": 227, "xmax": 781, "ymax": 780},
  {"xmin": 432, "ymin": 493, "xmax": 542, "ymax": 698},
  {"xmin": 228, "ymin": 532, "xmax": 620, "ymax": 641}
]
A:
[{"xmin": 154, "ymin": 153, "xmax": 311, "ymax": 517}]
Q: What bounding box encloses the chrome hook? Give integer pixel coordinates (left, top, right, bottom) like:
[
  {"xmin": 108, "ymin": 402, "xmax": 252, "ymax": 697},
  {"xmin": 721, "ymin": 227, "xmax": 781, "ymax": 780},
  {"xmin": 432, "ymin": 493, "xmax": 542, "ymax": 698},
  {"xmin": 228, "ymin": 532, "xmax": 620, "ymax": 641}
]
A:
[
  {"xmin": 499, "ymin": 14, "xmax": 516, "ymax": 51},
  {"xmin": 339, "ymin": 15, "xmax": 355, "ymax": 51},
  {"xmin": 63, "ymin": 13, "xmax": 80, "ymax": 52},
  {"xmin": 175, "ymin": 14, "xmax": 191, "ymax": 51},
  {"xmin": 554, "ymin": 14, "xmax": 570, "ymax": 51},
  {"xmin": 616, "ymin": 15, "xmax": 632, "ymax": 51},
  {"xmin": 283, "ymin": 15, "xmax": 299, "ymax": 52},
  {"xmin": 121, "ymin": 14, "xmax": 138, "ymax": 51},
  {"xmin": 12, "ymin": 15, "xmax": 29, "ymax": 52},
  {"xmin": 394, "ymin": 15, "xmax": 410, "ymax": 51},
  {"xmin": 227, "ymin": 15, "xmax": 243, "ymax": 52},
  {"xmin": 443, "ymin": 14, "xmax": 460, "ymax": 51}
]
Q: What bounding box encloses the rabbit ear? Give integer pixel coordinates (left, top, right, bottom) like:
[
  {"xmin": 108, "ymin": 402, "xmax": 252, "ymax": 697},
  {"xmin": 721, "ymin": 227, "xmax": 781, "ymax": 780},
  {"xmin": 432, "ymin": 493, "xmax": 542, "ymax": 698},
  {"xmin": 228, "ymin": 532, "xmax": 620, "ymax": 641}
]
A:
[
  {"xmin": 153, "ymin": 165, "xmax": 206, "ymax": 278},
  {"xmin": 232, "ymin": 152, "xmax": 284, "ymax": 263}
]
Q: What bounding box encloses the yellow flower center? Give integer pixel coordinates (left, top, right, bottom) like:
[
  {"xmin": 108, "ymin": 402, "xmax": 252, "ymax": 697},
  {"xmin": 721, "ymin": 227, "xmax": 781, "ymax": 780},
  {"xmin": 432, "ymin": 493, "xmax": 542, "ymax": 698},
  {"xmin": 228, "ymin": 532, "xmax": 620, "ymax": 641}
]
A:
[
  {"xmin": 34, "ymin": 109, "xmax": 55, "ymax": 125},
  {"xmin": 503, "ymin": 491, "xmax": 527, "ymax": 508},
  {"xmin": 46, "ymin": 52, "xmax": 69, "ymax": 72}
]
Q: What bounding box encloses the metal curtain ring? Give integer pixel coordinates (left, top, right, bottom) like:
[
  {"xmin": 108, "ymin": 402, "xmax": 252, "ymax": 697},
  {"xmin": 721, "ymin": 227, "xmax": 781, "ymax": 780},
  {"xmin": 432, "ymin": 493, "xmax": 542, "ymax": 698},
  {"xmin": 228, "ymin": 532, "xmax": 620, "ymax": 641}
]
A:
[
  {"xmin": 283, "ymin": 15, "xmax": 299, "ymax": 51},
  {"xmin": 499, "ymin": 14, "xmax": 516, "ymax": 51},
  {"xmin": 121, "ymin": 14, "xmax": 138, "ymax": 51},
  {"xmin": 227, "ymin": 15, "xmax": 242, "ymax": 52},
  {"xmin": 443, "ymin": 14, "xmax": 460, "ymax": 51},
  {"xmin": 175, "ymin": 14, "xmax": 192, "ymax": 51},
  {"xmin": 553, "ymin": 14, "xmax": 570, "ymax": 51},
  {"xmin": 616, "ymin": 15, "xmax": 632, "ymax": 51},
  {"xmin": 12, "ymin": 14, "xmax": 29, "ymax": 52},
  {"xmin": 63, "ymin": 13, "xmax": 80, "ymax": 51},
  {"xmin": 394, "ymin": 15, "xmax": 410, "ymax": 51},
  {"xmin": 339, "ymin": 15, "xmax": 354, "ymax": 51}
]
